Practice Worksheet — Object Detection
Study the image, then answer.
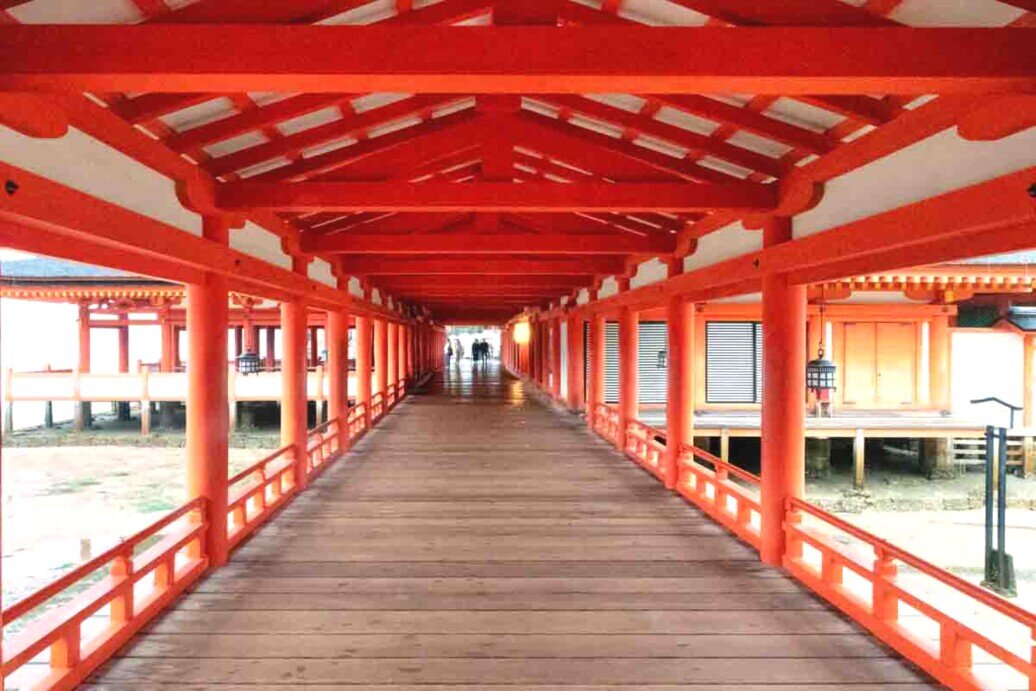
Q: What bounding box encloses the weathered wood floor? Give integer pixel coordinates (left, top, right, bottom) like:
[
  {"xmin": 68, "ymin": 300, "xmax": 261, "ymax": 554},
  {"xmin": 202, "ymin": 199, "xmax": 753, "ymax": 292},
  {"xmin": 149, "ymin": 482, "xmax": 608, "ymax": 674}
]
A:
[{"xmin": 89, "ymin": 362, "xmax": 933, "ymax": 689}]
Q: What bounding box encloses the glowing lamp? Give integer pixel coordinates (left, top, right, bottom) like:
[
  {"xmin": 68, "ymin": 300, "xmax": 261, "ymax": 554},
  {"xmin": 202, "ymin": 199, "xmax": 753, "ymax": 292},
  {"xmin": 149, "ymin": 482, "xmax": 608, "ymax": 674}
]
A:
[{"xmin": 513, "ymin": 321, "xmax": 531, "ymax": 345}]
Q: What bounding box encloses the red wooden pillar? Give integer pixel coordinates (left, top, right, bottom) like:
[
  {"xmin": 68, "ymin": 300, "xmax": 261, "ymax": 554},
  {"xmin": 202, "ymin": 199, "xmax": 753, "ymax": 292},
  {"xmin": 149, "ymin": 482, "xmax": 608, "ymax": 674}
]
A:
[
  {"xmin": 355, "ymin": 313, "xmax": 372, "ymax": 426},
  {"xmin": 665, "ymin": 298, "xmax": 695, "ymax": 490},
  {"xmin": 159, "ymin": 312, "xmax": 173, "ymax": 372},
  {"xmin": 397, "ymin": 321, "xmax": 408, "ymax": 384},
  {"xmin": 117, "ymin": 317, "xmax": 130, "ymax": 374},
  {"xmin": 387, "ymin": 321, "xmax": 399, "ymax": 391},
  {"xmin": 243, "ymin": 312, "xmax": 258, "ymax": 353},
  {"xmin": 186, "ymin": 216, "xmax": 230, "ymax": 568},
  {"xmin": 374, "ymin": 318, "xmax": 388, "ymax": 394},
  {"xmin": 264, "ymin": 327, "xmax": 276, "ymax": 370},
  {"xmin": 618, "ymin": 307, "xmax": 639, "ymax": 450},
  {"xmin": 74, "ymin": 302, "xmax": 91, "ymax": 431},
  {"xmin": 565, "ymin": 314, "xmax": 582, "ymax": 411},
  {"xmin": 551, "ymin": 317, "xmax": 562, "ymax": 399},
  {"xmin": 759, "ymin": 217, "xmax": 807, "ymax": 566},
  {"xmin": 929, "ymin": 313, "xmax": 951, "ymax": 412},
  {"xmin": 587, "ymin": 315, "xmax": 605, "ymax": 430},
  {"xmin": 1023, "ymin": 333, "xmax": 1034, "ymax": 429},
  {"xmin": 327, "ymin": 306, "xmax": 349, "ymax": 444},
  {"xmin": 281, "ymin": 258, "xmax": 309, "ymax": 492}
]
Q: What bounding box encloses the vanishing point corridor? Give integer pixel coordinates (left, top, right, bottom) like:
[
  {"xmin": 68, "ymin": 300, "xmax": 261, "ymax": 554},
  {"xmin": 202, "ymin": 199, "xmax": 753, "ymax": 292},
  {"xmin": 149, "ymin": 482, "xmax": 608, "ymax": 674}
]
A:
[{"xmin": 88, "ymin": 362, "xmax": 930, "ymax": 688}]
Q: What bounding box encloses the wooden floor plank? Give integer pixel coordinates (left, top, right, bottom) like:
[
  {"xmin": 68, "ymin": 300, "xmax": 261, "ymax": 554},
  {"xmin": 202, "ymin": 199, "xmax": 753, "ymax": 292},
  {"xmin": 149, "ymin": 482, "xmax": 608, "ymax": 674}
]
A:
[{"xmin": 90, "ymin": 363, "xmax": 932, "ymax": 688}]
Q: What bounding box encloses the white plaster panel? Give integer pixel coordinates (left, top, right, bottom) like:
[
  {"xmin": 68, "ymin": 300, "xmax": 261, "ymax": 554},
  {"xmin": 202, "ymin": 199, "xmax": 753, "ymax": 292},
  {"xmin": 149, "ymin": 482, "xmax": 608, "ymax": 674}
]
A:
[
  {"xmin": 891, "ymin": 0, "xmax": 1025, "ymax": 26},
  {"xmin": 631, "ymin": 258, "xmax": 668, "ymax": 289},
  {"xmin": 684, "ymin": 222, "xmax": 762, "ymax": 271},
  {"xmin": 795, "ymin": 126, "xmax": 1036, "ymax": 239},
  {"xmin": 349, "ymin": 276, "xmax": 365, "ymax": 298},
  {"xmin": 230, "ymin": 223, "xmax": 292, "ymax": 270},
  {"xmin": 309, "ymin": 258, "xmax": 337, "ymax": 287},
  {"xmin": 599, "ymin": 277, "xmax": 618, "ymax": 299},
  {"xmin": 576, "ymin": 288, "xmax": 590, "ymax": 305},
  {"xmin": 0, "ymin": 125, "xmax": 202, "ymax": 235}
]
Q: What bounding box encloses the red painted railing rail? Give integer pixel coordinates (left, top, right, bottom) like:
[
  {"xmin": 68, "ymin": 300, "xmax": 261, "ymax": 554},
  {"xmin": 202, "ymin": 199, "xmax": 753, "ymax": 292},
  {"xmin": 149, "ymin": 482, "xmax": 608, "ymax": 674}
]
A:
[
  {"xmin": 677, "ymin": 443, "xmax": 762, "ymax": 549},
  {"xmin": 1, "ymin": 498, "xmax": 207, "ymax": 690},
  {"xmin": 2, "ymin": 378, "xmax": 412, "ymax": 691},
  {"xmin": 786, "ymin": 497, "xmax": 1036, "ymax": 691},
  {"xmin": 581, "ymin": 404, "xmax": 1035, "ymax": 690},
  {"xmin": 227, "ymin": 445, "xmax": 297, "ymax": 549}
]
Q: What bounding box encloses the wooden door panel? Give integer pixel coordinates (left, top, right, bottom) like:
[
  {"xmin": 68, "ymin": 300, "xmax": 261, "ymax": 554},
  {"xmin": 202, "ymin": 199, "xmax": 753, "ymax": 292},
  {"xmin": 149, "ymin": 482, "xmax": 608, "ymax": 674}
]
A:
[
  {"xmin": 875, "ymin": 322, "xmax": 916, "ymax": 406},
  {"xmin": 842, "ymin": 323, "xmax": 876, "ymax": 405}
]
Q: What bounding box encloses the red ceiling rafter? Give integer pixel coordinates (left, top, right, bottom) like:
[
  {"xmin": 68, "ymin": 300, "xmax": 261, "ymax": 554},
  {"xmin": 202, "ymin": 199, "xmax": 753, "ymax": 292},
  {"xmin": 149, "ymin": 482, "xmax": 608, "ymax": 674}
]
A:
[
  {"xmin": 206, "ymin": 94, "xmax": 463, "ymax": 177},
  {"xmin": 539, "ymin": 94, "xmax": 787, "ymax": 179},
  {"xmin": 247, "ymin": 110, "xmax": 482, "ymax": 183}
]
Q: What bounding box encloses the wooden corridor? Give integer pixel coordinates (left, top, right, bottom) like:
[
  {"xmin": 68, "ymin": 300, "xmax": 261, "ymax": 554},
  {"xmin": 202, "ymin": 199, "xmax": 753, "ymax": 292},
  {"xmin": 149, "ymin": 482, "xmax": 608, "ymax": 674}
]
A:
[{"xmin": 87, "ymin": 363, "xmax": 932, "ymax": 689}]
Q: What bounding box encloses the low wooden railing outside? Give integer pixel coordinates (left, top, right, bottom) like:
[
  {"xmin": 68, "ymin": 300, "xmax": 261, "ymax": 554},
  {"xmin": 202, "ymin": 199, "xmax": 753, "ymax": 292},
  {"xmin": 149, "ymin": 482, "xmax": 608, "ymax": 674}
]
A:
[
  {"xmin": 227, "ymin": 445, "xmax": 297, "ymax": 549},
  {"xmin": 588, "ymin": 410, "xmax": 1036, "ymax": 691},
  {"xmin": 1, "ymin": 499, "xmax": 207, "ymax": 690},
  {"xmin": 2, "ymin": 378, "xmax": 412, "ymax": 690},
  {"xmin": 786, "ymin": 498, "xmax": 1036, "ymax": 691}
]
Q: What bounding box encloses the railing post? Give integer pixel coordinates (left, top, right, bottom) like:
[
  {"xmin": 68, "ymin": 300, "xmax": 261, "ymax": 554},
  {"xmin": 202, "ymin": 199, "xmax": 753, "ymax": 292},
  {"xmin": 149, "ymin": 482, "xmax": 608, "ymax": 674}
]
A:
[
  {"xmin": 872, "ymin": 547, "xmax": 899, "ymax": 622},
  {"xmin": 186, "ymin": 215, "xmax": 231, "ymax": 568},
  {"xmin": 110, "ymin": 551, "xmax": 134, "ymax": 624},
  {"xmin": 618, "ymin": 306, "xmax": 638, "ymax": 451},
  {"xmin": 665, "ymin": 297, "xmax": 694, "ymax": 490},
  {"xmin": 759, "ymin": 217, "xmax": 806, "ymax": 566}
]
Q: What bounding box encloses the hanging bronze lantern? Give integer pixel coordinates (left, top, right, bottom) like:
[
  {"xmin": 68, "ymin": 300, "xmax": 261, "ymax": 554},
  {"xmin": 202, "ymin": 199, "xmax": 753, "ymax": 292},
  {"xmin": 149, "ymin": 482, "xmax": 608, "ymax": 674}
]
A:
[
  {"xmin": 236, "ymin": 350, "xmax": 261, "ymax": 375},
  {"xmin": 807, "ymin": 290, "xmax": 836, "ymax": 417}
]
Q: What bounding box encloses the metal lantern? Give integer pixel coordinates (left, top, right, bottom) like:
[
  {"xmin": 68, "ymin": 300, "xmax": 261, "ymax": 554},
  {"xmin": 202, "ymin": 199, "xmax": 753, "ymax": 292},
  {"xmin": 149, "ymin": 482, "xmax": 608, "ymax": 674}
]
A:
[
  {"xmin": 806, "ymin": 347, "xmax": 837, "ymax": 417},
  {"xmin": 806, "ymin": 350, "xmax": 837, "ymax": 391},
  {"xmin": 236, "ymin": 350, "xmax": 261, "ymax": 375}
]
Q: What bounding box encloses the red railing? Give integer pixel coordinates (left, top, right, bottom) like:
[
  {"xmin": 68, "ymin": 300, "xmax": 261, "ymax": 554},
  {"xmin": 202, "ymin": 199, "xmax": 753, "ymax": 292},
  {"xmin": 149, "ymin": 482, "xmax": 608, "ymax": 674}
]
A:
[
  {"xmin": 1, "ymin": 373, "xmax": 418, "ymax": 690},
  {"xmin": 677, "ymin": 443, "xmax": 761, "ymax": 550},
  {"xmin": 592, "ymin": 403, "xmax": 621, "ymax": 446},
  {"xmin": 623, "ymin": 418, "xmax": 667, "ymax": 481},
  {"xmin": 1, "ymin": 499, "xmax": 208, "ymax": 690},
  {"xmin": 227, "ymin": 445, "xmax": 297, "ymax": 549},
  {"xmin": 306, "ymin": 418, "xmax": 341, "ymax": 479},
  {"xmin": 347, "ymin": 401, "xmax": 368, "ymax": 438},
  {"xmin": 585, "ymin": 410, "xmax": 1036, "ymax": 689},
  {"xmin": 370, "ymin": 391, "xmax": 385, "ymax": 423},
  {"xmin": 786, "ymin": 498, "xmax": 1036, "ymax": 691}
]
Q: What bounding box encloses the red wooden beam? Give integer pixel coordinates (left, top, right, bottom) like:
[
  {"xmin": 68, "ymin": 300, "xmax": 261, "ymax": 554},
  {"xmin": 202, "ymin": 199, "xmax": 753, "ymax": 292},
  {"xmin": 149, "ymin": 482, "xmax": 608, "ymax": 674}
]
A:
[
  {"xmin": 217, "ymin": 181, "xmax": 777, "ymax": 213},
  {"xmin": 302, "ymin": 231, "xmax": 678, "ymax": 254},
  {"xmin": 112, "ymin": 93, "xmax": 224, "ymax": 125},
  {"xmin": 1, "ymin": 26, "xmax": 1030, "ymax": 94},
  {"xmin": 377, "ymin": 274, "xmax": 589, "ymax": 289},
  {"xmin": 342, "ymin": 255, "xmax": 627, "ymax": 275}
]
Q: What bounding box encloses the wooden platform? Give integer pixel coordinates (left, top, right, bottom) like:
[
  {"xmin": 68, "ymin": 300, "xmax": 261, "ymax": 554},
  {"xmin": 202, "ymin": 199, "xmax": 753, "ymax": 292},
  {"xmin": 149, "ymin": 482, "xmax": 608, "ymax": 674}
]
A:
[{"xmin": 87, "ymin": 363, "xmax": 933, "ymax": 689}]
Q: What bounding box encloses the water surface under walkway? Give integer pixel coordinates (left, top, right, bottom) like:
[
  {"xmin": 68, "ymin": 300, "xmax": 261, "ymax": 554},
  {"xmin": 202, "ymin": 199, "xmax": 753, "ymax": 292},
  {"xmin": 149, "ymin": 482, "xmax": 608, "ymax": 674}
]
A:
[{"xmin": 89, "ymin": 362, "xmax": 932, "ymax": 688}]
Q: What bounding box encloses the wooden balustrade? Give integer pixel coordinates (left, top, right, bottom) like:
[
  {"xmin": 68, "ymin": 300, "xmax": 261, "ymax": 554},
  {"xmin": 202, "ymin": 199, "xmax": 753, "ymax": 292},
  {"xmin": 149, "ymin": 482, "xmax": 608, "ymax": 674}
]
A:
[
  {"xmin": 785, "ymin": 498, "xmax": 1036, "ymax": 691},
  {"xmin": 1, "ymin": 375, "xmax": 413, "ymax": 691},
  {"xmin": 227, "ymin": 446, "xmax": 297, "ymax": 549},
  {"xmin": 623, "ymin": 418, "xmax": 667, "ymax": 481},
  {"xmin": 583, "ymin": 407, "xmax": 1036, "ymax": 690},
  {"xmin": 1, "ymin": 499, "xmax": 207, "ymax": 690},
  {"xmin": 677, "ymin": 443, "xmax": 762, "ymax": 550}
]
